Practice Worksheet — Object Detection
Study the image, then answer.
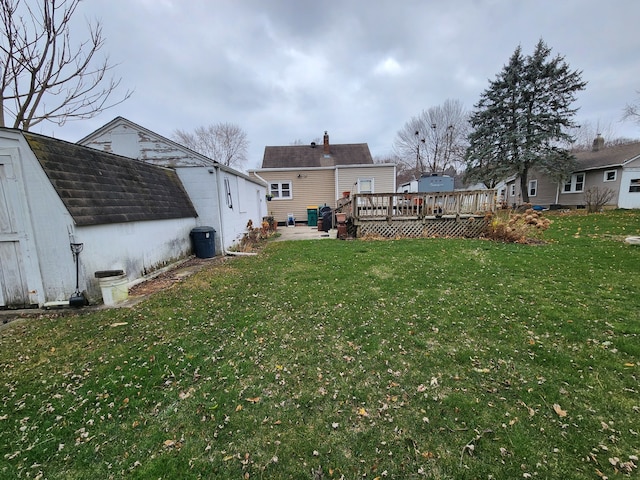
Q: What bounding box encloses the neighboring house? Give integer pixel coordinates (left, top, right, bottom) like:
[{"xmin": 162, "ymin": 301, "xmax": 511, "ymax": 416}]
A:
[
  {"xmin": 0, "ymin": 128, "xmax": 198, "ymax": 308},
  {"xmin": 500, "ymin": 137, "xmax": 640, "ymax": 209},
  {"xmin": 248, "ymin": 131, "xmax": 396, "ymax": 224},
  {"xmin": 78, "ymin": 117, "xmax": 268, "ymax": 252}
]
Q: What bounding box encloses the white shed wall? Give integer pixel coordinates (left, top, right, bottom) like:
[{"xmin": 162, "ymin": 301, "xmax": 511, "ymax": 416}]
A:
[
  {"xmin": 75, "ymin": 218, "xmax": 196, "ymax": 301},
  {"xmin": 218, "ymin": 170, "xmax": 268, "ymax": 249},
  {"xmin": 176, "ymin": 166, "xmax": 267, "ymax": 252},
  {"xmin": 1, "ymin": 131, "xmax": 199, "ymax": 306},
  {"xmin": 82, "ymin": 123, "xmax": 206, "ymax": 167},
  {"xmin": 618, "ymin": 166, "xmax": 640, "ymax": 209}
]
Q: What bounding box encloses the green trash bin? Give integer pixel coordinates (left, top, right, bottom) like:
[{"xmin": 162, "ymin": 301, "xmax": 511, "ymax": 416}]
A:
[{"xmin": 307, "ymin": 206, "xmax": 318, "ymax": 227}]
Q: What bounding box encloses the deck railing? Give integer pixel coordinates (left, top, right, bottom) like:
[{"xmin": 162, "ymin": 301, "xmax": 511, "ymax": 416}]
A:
[{"xmin": 338, "ymin": 190, "xmax": 496, "ymax": 221}]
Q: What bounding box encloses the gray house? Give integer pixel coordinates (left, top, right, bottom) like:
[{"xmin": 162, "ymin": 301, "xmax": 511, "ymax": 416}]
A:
[
  {"xmin": 499, "ymin": 137, "xmax": 640, "ymax": 209},
  {"xmin": 78, "ymin": 117, "xmax": 268, "ymax": 252},
  {"xmin": 0, "ymin": 128, "xmax": 198, "ymax": 308}
]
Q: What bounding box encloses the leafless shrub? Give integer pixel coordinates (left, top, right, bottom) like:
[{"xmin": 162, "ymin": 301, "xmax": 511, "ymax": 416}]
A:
[{"xmin": 584, "ymin": 187, "xmax": 615, "ymax": 213}]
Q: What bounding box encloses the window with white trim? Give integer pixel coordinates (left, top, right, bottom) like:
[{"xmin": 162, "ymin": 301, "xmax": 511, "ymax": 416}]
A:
[
  {"xmin": 563, "ymin": 172, "xmax": 585, "ymax": 193},
  {"xmin": 603, "ymin": 170, "xmax": 617, "ymax": 182},
  {"xmin": 630, "ymin": 179, "xmax": 640, "ymax": 193},
  {"xmin": 509, "ymin": 184, "xmax": 515, "ymax": 197},
  {"xmin": 357, "ymin": 178, "xmax": 374, "ymax": 193},
  {"xmin": 528, "ymin": 179, "xmax": 537, "ymax": 197},
  {"xmin": 270, "ymin": 181, "xmax": 292, "ymax": 199}
]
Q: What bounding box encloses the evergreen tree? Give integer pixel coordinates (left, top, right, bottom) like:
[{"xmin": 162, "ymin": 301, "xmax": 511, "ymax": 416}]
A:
[{"xmin": 464, "ymin": 40, "xmax": 586, "ymax": 201}]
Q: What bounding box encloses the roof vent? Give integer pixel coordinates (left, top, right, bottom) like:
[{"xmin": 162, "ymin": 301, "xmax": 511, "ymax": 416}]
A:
[{"xmin": 310, "ymin": 142, "xmax": 316, "ymax": 148}]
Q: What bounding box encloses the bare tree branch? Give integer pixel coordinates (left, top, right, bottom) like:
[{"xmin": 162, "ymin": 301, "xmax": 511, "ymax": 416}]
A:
[
  {"xmin": 393, "ymin": 99, "xmax": 469, "ymax": 180},
  {"xmin": 173, "ymin": 122, "xmax": 249, "ymax": 168},
  {"xmin": 0, "ymin": 0, "xmax": 132, "ymax": 130},
  {"xmin": 623, "ymin": 90, "xmax": 640, "ymax": 126}
]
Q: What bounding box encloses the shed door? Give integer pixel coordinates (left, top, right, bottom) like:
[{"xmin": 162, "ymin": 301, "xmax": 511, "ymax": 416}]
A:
[{"xmin": 0, "ymin": 154, "xmax": 31, "ymax": 307}]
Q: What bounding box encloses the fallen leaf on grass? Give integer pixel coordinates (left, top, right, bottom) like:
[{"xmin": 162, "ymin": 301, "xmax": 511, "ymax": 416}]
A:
[
  {"xmin": 110, "ymin": 322, "xmax": 129, "ymax": 327},
  {"xmin": 553, "ymin": 404, "xmax": 567, "ymax": 417},
  {"xmin": 245, "ymin": 397, "xmax": 260, "ymax": 404},
  {"xmin": 163, "ymin": 439, "xmax": 182, "ymax": 449},
  {"xmin": 179, "ymin": 388, "xmax": 195, "ymax": 400},
  {"xmin": 357, "ymin": 407, "xmax": 369, "ymax": 417}
]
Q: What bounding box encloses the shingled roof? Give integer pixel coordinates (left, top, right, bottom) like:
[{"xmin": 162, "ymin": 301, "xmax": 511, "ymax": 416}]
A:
[
  {"xmin": 261, "ymin": 132, "xmax": 373, "ymax": 168},
  {"xmin": 23, "ymin": 131, "xmax": 197, "ymax": 226},
  {"xmin": 573, "ymin": 140, "xmax": 640, "ymax": 170}
]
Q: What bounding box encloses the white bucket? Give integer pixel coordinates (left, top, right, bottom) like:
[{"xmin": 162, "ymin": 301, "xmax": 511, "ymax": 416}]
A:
[{"xmin": 98, "ymin": 274, "xmax": 129, "ymax": 306}]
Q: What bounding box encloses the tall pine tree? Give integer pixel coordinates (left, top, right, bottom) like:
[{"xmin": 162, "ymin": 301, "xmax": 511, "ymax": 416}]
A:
[{"xmin": 464, "ymin": 40, "xmax": 586, "ymax": 201}]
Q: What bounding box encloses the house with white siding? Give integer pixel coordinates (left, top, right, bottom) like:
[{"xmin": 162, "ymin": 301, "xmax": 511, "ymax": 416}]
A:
[
  {"xmin": 78, "ymin": 117, "xmax": 268, "ymax": 252},
  {"xmin": 248, "ymin": 132, "xmax": 396, "ymax": 225},
  {"xmin": 0, "ymin": 128, "xmax": 198, "ymax": 308}
]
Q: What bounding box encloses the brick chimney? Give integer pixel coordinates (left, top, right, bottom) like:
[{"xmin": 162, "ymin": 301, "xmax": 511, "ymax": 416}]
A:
[
  {"xmin": 323, "ymin": 131, "xmax": 330, "ymax": 154},
  {"xmin": 592, "ymin": 133, "xmax": 605, "ymax": 152}
]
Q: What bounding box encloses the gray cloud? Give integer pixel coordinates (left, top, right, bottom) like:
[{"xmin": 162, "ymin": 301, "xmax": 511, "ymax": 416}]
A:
[{"xmin": 45, "ymin": 0, "xmax": 640, "ymax": 169}]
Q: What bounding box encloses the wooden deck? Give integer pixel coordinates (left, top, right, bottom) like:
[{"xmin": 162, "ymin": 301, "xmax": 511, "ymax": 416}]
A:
[{"xmin": 336, "ymin": 190, "xmax": 496, "ymax": 238}]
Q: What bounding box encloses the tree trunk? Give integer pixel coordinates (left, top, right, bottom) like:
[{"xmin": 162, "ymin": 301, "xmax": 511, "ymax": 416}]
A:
[{"xmin": 519, "ymin": 173, "xmax": 529, "ymax": 204}]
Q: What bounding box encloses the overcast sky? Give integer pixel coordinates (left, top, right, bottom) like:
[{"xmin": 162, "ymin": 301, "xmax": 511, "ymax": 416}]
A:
[{"xmin": 41, "ymin": 0, "xmax": 640, "ymax": 171}]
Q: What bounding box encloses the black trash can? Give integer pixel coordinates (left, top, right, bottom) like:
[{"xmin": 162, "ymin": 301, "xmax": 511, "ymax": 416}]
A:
[
  {"xmin": 319, "ymin": 206, "xmax": 332, "ymax": 232},
  {"xmin": 190, "ymin": 226, "xmax": 216, "ymax": 258}
]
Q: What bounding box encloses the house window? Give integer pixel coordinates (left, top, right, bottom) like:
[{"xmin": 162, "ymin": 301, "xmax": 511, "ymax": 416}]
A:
[
  {"xmin": 603, "ymin": 170, "xmax": 617, "ymax": 182},
  {"xmin": 509, "ymin": 184, "xmax": 515, "ymax": 197},
  {"xmin": 357, "ymin": 178, "xmax": 374, "ymax": 194},
  {"xmin": 528, "ymin": 179, "xmax": 537, "ymax": 197},
  {"xmin": 563, "ymin": 172, "xmax": 585, "ymax": 193},
  {"xmin": 224, "ymin": 177, "xmax": 233, "ymax": 208},
  {"xmin": 630, "ymin": 179, "xmax": 640, "ymax": 193},
  {"xmin": 270, "ymin": 181, "xmax": 292, "ymax": 199}
]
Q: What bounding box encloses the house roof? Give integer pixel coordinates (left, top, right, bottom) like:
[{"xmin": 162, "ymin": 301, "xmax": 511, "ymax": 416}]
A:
[
  {"xmin": 79, "ymin": 116, "xmax": 265, "ymax": 186},
  {"xmin": 262, "ymin": 143, "xmax": 373, "ymax": 168},
  {"xmin": 23, "ymin": 131, "xmax": 198, "ymax": 226},
  {"xmin": 573, "ymin": 141, "xmax": 640, "ymax": 170}
]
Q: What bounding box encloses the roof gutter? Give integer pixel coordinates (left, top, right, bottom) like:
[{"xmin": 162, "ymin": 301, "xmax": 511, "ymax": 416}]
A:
[{"xmin": 252, "ymin": 171, "xmax": 270, "ymax": 193}]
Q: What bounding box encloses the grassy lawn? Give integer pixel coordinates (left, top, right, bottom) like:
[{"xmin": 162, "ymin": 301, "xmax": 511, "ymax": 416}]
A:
[{"xmin": 1, "ymin": 210, "xmax": 639, "ymax": 479}]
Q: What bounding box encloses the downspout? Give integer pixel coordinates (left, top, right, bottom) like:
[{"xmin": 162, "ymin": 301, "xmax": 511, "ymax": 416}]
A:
[
  {"xmin": 555, "ymin": 182, "xmax": 560, "ymax": 205},
  {"xmin": 214, "ymin": 165, "xmax": 257, "ymax": 257},
  {"xmin": 252, "ymin": 171, "xmax": 269, "ymax": 194}
]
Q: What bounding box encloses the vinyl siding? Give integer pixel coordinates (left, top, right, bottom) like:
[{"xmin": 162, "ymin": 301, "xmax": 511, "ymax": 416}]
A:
[
  {"xmin": 337, "ymin": 165, "xmax": 396, "ymax": 196},
  {"xmin": 253, "ymin": 169, "xmax": 335, "ymax": 224}
]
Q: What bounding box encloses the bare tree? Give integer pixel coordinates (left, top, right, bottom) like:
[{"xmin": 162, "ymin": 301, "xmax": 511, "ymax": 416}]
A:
[
  {"xmin": 584, "ymin": 186, "xmax": 615, "ymax": 213},
  {"xmin": 173, "ymin": 122, "xmax": 249, "ymax": 168},
  {"xmin": 393, "ymin": 99, "xmax": 469, "ymax": 180},
  {"xmin": 563, "ymin": 121, "xmax": 631, "ymax": 151},
  {"xmin": 0, "ymin": 0, "xmax": 131, "ymax": 130},
  {"xmin": 623, "ymin": 90, "xmax": 640, "ymax": 126}
]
